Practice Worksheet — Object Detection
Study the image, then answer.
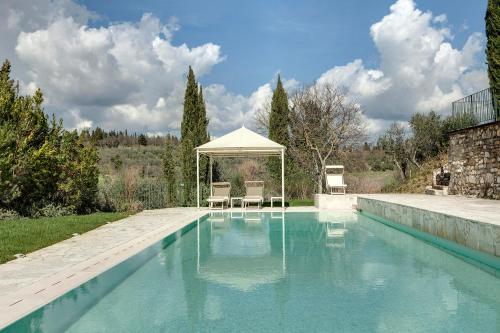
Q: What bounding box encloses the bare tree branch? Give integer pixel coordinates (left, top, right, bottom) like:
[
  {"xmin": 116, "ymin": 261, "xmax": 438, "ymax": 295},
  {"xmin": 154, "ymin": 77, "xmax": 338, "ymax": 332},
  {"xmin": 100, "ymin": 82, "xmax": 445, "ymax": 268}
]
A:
[
  {"xmin": 253, "ymin": 98, "xmax": 272, "ymax": 136},
  {"xmin": 289, "ymin": 83, "xmax": 365, "ymax": 193}
]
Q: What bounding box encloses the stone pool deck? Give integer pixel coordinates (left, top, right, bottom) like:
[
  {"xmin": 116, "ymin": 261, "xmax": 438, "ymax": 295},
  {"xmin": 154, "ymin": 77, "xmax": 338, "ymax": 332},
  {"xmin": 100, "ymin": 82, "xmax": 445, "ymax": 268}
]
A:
[
  {"xmin": 357, "ymin": 194, "xmax": 500, "ymax": 258},
  {"xmin": 0, "ymin": 208, "xmax": 207, "ymax": 329}
]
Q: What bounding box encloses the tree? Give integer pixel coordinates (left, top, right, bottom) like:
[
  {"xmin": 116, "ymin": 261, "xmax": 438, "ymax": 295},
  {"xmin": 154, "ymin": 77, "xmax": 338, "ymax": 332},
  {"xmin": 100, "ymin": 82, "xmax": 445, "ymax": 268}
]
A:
[
  {"xmin": 196, "ymin": 85, "xmax": 209, "ymax": 147},
  {"xmin": 0, "ymin": 59, "xmax": 99, "ymax": 215},
  {"xmin": 0, "ymin": 60, "xmax": 16, "ymax": 121},
  {"xmin": 197, "ymin": 85, "xmax": 210, "ymax": 185},
  {"xmin": 268, "ymin": 75, "xmax": 291, "ymax": 185},
  {"xmin": 378, "ymin": 122, "xmax": 410, "ymax": 180},
  {"xmin": 181, "ymin": 67, "xmax": 199, "ymax": 204},
  {"xmin": 138, "ymin": 133, "xmax": 148, "ymax": 146},
  {"xmin": 486, "ymin": 0, "xmax": 500, "ymax": 112},
  {"xmin": 0, "ymin": 80, "xmax": 57, "ymax": 213},
  {"xmin": 408, "ymin": 111, "xmax": 445, "ymax": 166},
  {"xmin": 163, "ymin": 140, "xmax": 177, "ymax": 206},
  {"xmin": 92, "ymin": 126, "xmax": 105, "ymax": 143},
  {"xmin": 180, "ymin": 67, "xmax": 209, "ymax": 205},
  {"xmin": 289, "ymin": 83, "xmax": 365, "ymax": 193},
  {"xmin": 57, "ymin": 131, "xmax": 100, "ymax": 213},
  {"xmin": 254, "ymin": 98, "xmax": 272, "ymax": 135}
]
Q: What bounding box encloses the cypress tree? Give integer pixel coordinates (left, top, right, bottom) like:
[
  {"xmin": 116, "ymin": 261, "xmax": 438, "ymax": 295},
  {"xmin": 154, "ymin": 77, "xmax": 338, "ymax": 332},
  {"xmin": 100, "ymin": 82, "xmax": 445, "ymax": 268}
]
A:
[
  {"xmin": 197, "ymin": 85, "xmax": 210, "ymax": 185},
  {"xmin": 486, "ymin": 0, "xmax": 500, "ymax": 115},
  {"xmin": 268, "ymin": 75, "xmax": 290, "ymax": 186},
  {"xmin": 163, "ymin": 140, "xmax": 177, "ymax": 206},
  {"xmin": 196, "ymin": 85, "xmax": 209, "ymax": 146},
  {"xmin": 138, "ymin": 133, "xmax": 148, "ymax": 146},
  {"xmin": 180, "ymin": 67, "xmax": 211, "ymax": 205},
  {"xmin": 180, "ymin": 66, "xmax": 199, "ymax": 204},
  {"xmin": 0, "ymin": 60, "xmax": 16, "ymax": 121},
  {"xmin": 181, "ymin": 67, "xmax": 199, "ymax": 143}
]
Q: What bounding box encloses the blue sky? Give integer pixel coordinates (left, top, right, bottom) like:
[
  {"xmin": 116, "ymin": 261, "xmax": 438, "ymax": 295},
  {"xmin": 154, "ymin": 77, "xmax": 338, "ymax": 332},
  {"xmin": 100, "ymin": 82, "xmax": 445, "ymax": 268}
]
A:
[
  {"xmin": 0, "ymin": 0, "xmax": 490, "ymax": 137},
  {"xmin": 79, "ymin": 0, "xmax": 487, "ymax": 95}
]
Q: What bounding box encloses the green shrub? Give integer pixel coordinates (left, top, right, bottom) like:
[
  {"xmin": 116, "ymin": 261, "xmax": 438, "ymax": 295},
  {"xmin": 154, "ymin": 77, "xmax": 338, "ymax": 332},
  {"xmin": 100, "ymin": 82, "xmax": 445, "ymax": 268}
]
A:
[
  {"xmin": 443, "ymin": 113, "xmax": 478, "ymax": 132},
  {"xmin": 135, "ymin": 177, "xmax": 167, "ymax": 209},
  {"xmin": 31, "ymin": 204, "xmax": 74, "ymax": 218},
  {"xmin": 230, "ymin": 174, "xmax": 245, "ymax": 197},
  {"xmin": 110, "ymin": 154, "xmax": 123, "ymax": 170},
  {"xmin": 98, "ymin": 175, "xmax": 128, "ymax": 212},
  {"xmin": 0, "ymin": 209, "xmax": 21, "ymax": 221},
  {"xmin": 0, "ymin": 60, "xmax": 99, "ymax": 216},
  {"xmin": 98, "ymin": 171, "xmax": 177, "ymax": 211}
]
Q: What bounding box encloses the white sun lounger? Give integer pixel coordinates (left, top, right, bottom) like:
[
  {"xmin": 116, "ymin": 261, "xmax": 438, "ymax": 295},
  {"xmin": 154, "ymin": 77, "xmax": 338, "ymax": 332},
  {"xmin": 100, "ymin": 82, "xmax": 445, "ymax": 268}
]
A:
[
  {"xmin": 207, "ymin": 182, "xmax": 231, "ymax": 209},
  {"xmin": 243, "ymin": 181, "xmax": 264, "ymax": 209},
  {"xmin": 326, "ymin": 165, "xmax": 347, "ymax": 195}
]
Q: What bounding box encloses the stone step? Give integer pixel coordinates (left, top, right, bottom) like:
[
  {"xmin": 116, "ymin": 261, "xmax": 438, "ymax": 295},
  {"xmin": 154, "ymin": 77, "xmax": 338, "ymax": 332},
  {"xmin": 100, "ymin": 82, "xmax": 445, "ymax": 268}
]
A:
[
  {"xmin": 425, "ymin": 185, "xmax": 448, "ymax": 196},
  {"xmin": 425, "ymin": 188, "xmax": 443, "ymax": 195}
]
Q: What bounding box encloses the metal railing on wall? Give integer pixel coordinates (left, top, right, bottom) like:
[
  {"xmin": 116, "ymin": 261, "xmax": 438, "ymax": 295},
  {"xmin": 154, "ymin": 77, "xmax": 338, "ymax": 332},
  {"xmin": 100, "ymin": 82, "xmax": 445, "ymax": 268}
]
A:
[{"xmin": 450, "ymin": 87, "xmax": 499, "ymax": 131}]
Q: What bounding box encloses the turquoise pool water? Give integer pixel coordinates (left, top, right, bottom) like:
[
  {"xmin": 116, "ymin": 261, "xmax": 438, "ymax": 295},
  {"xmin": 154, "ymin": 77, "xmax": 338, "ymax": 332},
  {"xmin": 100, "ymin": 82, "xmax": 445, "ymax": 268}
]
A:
[{"xmin": 3, "ymin": 211, "xmax": 500, "ymax": 332}]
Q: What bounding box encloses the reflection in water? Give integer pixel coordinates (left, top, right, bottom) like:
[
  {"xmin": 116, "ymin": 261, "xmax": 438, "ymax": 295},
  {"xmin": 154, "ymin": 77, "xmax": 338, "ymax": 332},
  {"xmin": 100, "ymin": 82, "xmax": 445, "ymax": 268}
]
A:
[
  {"xmin": 243, "ymin": 211, "xmax": 262, "ymax": 223},
  {"xmin": 322, "ymin": 215, "xmax": 349, "ymax": 249},
  {"xmin": 207, "ymin": 211, "xmax": 226, "ymax": 223},
  {"xmin": 198, "ymin": 212, "xmax": 285, "ymax": 292},
  {"xmin": 181, "ymin": 218, "xmax": 207, "ymax": 332},
  {"xmin": 3, "ymin": 212, "xmax": 500, "ymax": 333}
]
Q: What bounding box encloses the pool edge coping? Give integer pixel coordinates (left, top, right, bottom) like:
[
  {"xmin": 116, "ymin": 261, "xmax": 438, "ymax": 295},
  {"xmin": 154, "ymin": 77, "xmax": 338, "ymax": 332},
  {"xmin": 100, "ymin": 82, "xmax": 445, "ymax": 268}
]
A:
[
  {"xmin": 0, "ymin": 210, "xmax": 209, "ymax": 330},
  {"xmin": 356, "ymin": 196, "xmax": 500, "ymax": 260}
]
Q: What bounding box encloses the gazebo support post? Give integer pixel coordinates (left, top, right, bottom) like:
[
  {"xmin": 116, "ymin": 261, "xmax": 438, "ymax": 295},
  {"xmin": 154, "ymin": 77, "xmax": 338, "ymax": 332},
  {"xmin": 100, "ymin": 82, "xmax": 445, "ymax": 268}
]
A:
[
  {"xmin": 281, "ymin": 148, "xmax": 285, "ymax": 209},
  {"xmin": 282, "ymin": 213, "xmax": 286, "ymax": 272},
  {"xmin": 196, "ymin": 150, "xmax": 200, "ymax": 208},
  {"xmin": 209, "ymin": 155, "xmax": 213, "ymax": 196}
]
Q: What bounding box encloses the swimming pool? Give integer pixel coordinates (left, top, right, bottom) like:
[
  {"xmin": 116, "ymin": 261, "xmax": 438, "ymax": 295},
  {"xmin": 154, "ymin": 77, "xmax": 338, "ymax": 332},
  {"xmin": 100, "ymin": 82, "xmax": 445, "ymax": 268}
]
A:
[{"xmin": 2, "ymin": 211, "xmax": 500, "ymax": 332}]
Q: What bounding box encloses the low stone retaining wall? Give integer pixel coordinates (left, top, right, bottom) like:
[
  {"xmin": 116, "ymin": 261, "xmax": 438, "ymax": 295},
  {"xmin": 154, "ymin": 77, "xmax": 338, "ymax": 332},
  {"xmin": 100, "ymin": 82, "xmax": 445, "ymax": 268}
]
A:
[
  {"xmin": 448, "ymin": 121, "xmax": 499, "ymax": 199},
  {"xmin": 314, "ymin": 194, "xmax": 357, "ymax": 210},
  {"xmin": 357, "ymin": 197, "xmax": 500, "ymax": 261}
]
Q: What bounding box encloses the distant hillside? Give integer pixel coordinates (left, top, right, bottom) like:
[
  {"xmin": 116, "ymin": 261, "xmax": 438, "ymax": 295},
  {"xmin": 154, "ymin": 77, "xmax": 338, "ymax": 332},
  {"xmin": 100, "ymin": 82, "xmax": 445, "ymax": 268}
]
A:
[{"xmin": 99, "ymin": 146, "xmax": 168, "ymax": 178}]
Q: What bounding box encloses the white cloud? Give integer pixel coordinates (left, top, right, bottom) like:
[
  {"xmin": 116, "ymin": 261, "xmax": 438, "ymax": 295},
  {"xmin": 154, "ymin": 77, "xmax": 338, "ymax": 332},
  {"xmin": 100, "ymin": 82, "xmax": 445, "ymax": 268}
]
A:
[
  {"xmin": 202, "ymin": 83, "xmax": 271, "ymax": 133},
  {"xmin": 0, "ymin": 1, "xmax": 303, "ymax": 137},
  {"xmin": 202, "ymin": 73, "xmax": 305, "ymax": 135},
  {"xmin": 433, "ymin": 14, "xmax": 447, "ymax": 24},
  {"xmin": 69, "ymin": 109, "xmax": 93, "ymax": 130},
  {"xmin": 318, "ymin": 59, "xmax": 392, "ymax": 97},
  {"xmin": 1, "ymin": 0, "xmax": 95, "ymax": 76},
  {"xmin": 2, "ymin": 1, "xmax": 226, "ymax": 134},
  {"xmin": 317, "ymin": 0, "xmax": 488, "ymax": 137},
  {"xmin": 1, "ymin": 0, "xmax": 489, "ymax": 140}
]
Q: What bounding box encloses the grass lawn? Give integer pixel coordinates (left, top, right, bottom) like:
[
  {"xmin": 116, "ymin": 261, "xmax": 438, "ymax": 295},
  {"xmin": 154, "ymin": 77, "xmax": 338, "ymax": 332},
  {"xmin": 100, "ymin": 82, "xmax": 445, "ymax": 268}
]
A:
[
  {"xmin": 0, "ymin": 212, "xmax": 130, "ymax": 264},
  {"xmin": 288, "ymin": 199, "xmax": 314, "ymax": 206},
  {"xmin": 259, "ymin": 198, "xmax": 315, "ymax": 208}
]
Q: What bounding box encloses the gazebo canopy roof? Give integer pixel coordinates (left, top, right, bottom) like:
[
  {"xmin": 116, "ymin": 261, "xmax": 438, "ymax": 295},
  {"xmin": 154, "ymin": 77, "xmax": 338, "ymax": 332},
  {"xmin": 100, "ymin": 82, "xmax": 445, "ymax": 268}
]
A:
[{"xmin": 196, "ymin": 126, "xmax": 285, "ymax": 156}]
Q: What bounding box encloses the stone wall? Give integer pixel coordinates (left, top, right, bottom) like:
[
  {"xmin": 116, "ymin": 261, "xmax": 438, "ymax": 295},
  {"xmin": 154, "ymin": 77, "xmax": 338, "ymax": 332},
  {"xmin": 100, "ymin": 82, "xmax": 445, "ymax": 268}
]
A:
[{"xmin": 448, "ymin": 121, "xmax": 500, "ymax": 199}]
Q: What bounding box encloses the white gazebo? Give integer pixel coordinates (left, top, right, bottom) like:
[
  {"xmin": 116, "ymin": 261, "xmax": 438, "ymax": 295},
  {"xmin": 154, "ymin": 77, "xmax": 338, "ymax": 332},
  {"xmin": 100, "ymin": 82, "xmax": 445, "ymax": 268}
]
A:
[{"xmin": 195, "ymin": 126, "xmax": 286, "ymax": 208}]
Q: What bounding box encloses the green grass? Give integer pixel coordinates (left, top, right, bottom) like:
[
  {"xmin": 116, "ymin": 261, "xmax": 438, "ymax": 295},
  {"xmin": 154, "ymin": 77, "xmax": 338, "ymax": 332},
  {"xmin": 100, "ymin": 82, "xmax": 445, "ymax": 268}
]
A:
[
  {"xmin": 258, "ymin": 198, "xmax": 314, "ymax": 208},
  {"xmin": 0, "ymin": 212, "xmax": 130, "ymax": 264},
  {"xmin": 287, "ymin": 199, "xmax": 314, "ymax": 207}
]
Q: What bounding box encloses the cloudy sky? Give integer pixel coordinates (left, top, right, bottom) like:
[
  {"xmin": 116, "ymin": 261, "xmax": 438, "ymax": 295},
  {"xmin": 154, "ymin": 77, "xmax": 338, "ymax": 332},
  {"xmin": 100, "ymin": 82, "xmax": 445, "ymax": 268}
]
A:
[{"xmin": 0, "ymin": 0, "xmax": 489, "ymax": 138}]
